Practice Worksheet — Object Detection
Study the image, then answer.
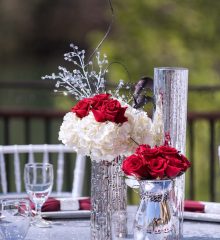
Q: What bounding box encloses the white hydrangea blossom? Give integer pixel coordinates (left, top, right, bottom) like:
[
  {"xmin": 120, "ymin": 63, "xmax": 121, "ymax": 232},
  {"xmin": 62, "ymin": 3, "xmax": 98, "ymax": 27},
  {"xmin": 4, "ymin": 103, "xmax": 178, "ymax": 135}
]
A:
[{"xmin": 59, "ymin": 99, "xmax": 163, "ymax": 162}]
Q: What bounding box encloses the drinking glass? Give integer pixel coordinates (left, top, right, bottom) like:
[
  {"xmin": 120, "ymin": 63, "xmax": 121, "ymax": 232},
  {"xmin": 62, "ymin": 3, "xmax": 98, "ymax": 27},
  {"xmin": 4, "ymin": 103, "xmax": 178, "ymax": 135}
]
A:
[
  {"xmin": 0, "ymin": 199, "xmax": 31, "ymax": 240},
  {"xmin": 24, "ymin": 163, "xmax": 54, "ymax": 228}
]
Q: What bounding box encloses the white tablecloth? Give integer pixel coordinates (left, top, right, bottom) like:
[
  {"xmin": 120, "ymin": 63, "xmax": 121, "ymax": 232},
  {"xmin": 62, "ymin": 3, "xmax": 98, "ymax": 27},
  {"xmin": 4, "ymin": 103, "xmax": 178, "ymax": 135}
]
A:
[{"xmin": 25, "ymin": 206, "xmax": 220, "ymax": 240}]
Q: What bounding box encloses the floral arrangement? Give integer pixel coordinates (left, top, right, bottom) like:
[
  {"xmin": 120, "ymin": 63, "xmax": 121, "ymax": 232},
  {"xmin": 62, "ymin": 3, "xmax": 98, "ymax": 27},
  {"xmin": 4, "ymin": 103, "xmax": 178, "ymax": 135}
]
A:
[
  {"xmin": 59, "ymin": 93, "xmax": 162, "ymax": 161},
  {"xmin": 43, "ymin": 44, "xmax": 164, "ymax": 162},
  {"xmin": 122, "ymin": 144, "xmax": 191, "ymax": 180}
]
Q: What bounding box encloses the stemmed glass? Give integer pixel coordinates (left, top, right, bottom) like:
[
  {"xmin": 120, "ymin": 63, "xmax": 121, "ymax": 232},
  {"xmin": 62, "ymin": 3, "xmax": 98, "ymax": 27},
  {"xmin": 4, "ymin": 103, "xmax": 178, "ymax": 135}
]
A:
[
  {"xmin": 0, "ymin": 199, "xmax": 31, "ymax": 240},
  {"xmin": 24, "ymin": 163, "xmax": 54, "ymax": 228}
]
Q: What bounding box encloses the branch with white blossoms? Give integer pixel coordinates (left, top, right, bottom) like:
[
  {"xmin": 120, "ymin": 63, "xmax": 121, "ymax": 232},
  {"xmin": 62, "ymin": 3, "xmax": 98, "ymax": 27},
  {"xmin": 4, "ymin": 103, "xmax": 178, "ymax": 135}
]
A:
[
  {"xmin": 42, "ymin": 44, "xmax": 109, "ymax": 100},
  {"xmin": 108, "ymin": 79, "xmax": 134, "ymax": 105}
]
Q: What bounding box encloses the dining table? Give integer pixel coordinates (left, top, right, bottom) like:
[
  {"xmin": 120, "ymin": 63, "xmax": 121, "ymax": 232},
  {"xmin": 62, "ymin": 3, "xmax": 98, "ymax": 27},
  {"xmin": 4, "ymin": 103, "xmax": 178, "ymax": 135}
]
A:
[{"xmin": 24, "ymin": 205, "xmax": 220, "ymax": 240}]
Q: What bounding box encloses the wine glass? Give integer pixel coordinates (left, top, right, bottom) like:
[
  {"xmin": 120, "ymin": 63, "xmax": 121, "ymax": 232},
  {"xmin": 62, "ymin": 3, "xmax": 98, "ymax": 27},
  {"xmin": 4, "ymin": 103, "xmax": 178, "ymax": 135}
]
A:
[
  {"xmin": 0, "ymin": 199, "xmax": 31, "ymax": 240},
  {"xmin": 24, "ymin": 163, "xmax": 54, "ymax": 228}
]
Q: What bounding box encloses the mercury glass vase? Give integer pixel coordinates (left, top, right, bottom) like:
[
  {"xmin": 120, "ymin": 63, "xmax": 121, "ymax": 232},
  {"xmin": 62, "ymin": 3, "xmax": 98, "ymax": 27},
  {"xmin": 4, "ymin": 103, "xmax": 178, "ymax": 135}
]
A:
[
  {"xmin": 90, "ymin": 156, "xmax": 127, "ymax": 240},
  {"xmin": 153, "ymin": 67, "xmax": 188, "ymax": 239},
  {"xmin": 134, "ymin": 179, "xmax": 178, "ymax": 240}
]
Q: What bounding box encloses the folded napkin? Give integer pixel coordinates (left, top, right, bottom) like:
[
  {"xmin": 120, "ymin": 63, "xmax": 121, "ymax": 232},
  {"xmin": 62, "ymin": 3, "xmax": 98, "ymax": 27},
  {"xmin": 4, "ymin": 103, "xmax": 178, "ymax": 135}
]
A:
[
  {"xmin": 30, "ymin": 197, "xmax": 91, "ymax": 212},
  {"xmin": 184, "ymin": 200, "xmax": 205, "ymax": 213}
]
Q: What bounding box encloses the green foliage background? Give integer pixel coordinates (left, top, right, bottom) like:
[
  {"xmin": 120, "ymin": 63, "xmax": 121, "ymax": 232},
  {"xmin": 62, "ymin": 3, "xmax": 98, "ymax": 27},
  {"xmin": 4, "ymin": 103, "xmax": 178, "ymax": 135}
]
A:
[
  {"xmin": 89, "ymin": 0, "xmax": 220, "ymax": 202},
  {"xmin": 90, "ymin": 0, "xmax": 220, "ymax": 110}
]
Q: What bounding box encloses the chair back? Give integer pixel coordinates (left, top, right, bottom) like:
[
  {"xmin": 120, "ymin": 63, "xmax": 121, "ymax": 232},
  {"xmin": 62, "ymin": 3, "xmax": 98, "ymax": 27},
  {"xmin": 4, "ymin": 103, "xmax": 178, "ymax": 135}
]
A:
[{"xmin": 0, "ymin": 144, "xmax": 86, "ymax": 197}]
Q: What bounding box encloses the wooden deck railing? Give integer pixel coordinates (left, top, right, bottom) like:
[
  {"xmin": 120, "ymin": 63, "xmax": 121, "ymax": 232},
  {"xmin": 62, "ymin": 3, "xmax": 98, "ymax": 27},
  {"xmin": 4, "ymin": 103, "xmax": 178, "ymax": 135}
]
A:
[
  {"xmin": 187, "ymin": 112, "xmax": 220, "ymax": 201},
  {"xmin": 1, "ymin": 109, "xmax": 220, "ymax": 200}
]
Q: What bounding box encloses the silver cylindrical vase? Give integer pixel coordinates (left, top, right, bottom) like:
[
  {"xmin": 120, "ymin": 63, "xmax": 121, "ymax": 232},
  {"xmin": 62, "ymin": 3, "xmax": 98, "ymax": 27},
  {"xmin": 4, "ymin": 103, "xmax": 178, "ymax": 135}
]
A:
[
  {"xmin": 153, "ymin": 67, "xmax": 188, "ymax": 153},
  {"xmin": 154, "ymin": 67, "xmax": 188, "ymax": 239},
  {"xmin": 90, "ymin": 156, "xmax": 127, "ymax": 240}
]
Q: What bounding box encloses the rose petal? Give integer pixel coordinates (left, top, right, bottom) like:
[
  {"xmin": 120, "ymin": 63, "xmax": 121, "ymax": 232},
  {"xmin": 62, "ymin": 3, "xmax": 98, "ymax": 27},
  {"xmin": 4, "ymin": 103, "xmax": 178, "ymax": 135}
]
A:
[
  {"xmin": 91, "ymin": 109, "xmax": 106, "ymax": 122},
  {"xmin": 165, "ymin": 165, "xmax": 181, "ymax": 178}
]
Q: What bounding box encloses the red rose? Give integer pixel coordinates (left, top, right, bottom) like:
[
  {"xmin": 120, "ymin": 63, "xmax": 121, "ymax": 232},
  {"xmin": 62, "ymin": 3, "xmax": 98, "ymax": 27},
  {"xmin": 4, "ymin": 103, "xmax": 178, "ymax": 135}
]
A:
[
  {"xmin": 122, "ymin": 144, "xmax": 190, "ymax": 180},
  {"xmin": 92, "ymin": 93, "xmax": 110, "ymax": 101},
  {"xmin": 91, "ymin": 94, "xmax": 111, "ymax": 108},
  {"xmin": 165, "ymin": 154, "xmax": 191, "ymax": 178},
  {"xmin": 122, "ymin": 155, "xmax": 149, "ymax": 179},
  {"xmin": 135, "ymin": 144, "xmax": 150, "ymax": 154},
  {"xmin": 135, "ymin": 145, "xmax": 159, "ymax": 160},
  {"xmin": 83, "ymin": 97, "xmax": 97, "ymax": 105},
  {"xmin": 104, "ymin": 100, "xmax": 127, "ymax": 123},
  {"xmin": 148, "ymin": 157, "xmax": 168, "ymax": 179},
  {"xmin": 71, "ymin": 99, "xmax": 91, "ymax": 118},
  {"xmin": 92, "ymin": 99, "xmax": 128, "ymax": 124},
  {"xmin": 158, "ymin": 145, "xmax": 178, "ymax": 156},
  {"xmin": 180, "ymin": 154, "xmax": 191, "ymax": 170}
]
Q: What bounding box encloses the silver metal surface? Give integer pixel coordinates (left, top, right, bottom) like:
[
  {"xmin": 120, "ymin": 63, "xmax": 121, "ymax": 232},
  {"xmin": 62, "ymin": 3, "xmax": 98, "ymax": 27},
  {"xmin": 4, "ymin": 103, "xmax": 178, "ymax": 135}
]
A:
[
  {"xmin": 90, "ymin": 157, "xmax": 127, "ymax": 240},
  {"xmin": 134, "ymin": 180, "xmax": 177, "ymax": 240}
]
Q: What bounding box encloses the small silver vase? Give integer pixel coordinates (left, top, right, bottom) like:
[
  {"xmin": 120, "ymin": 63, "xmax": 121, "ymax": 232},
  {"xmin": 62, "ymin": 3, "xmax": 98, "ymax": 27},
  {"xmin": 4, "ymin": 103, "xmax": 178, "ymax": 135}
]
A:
[{"xmin": 134, "ymin": 179, "xmax": 179, "ymax": 240}]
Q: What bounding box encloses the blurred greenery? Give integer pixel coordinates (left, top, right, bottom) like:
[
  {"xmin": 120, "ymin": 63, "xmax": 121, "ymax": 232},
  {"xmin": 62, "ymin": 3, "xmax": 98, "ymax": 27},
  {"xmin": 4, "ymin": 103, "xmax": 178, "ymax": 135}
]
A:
[
  {"xmin": 0, "ymin": 0, "xmax": 220, "ymax": 202},
  {"xmin": 90, "ymin": 1, "xmax": 220, "ymax": 91},
  {"xmin": 90, "ymin": 0, "xmax": 220, "ymax": 203}
]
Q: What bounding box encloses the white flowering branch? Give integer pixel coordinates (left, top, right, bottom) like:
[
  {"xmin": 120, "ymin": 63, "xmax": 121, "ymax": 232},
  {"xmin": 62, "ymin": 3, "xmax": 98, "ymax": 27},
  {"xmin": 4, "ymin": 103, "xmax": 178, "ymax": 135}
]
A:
[{"xmin": 42, "ymin": 44, "xmax": 108, "ymax": 100}]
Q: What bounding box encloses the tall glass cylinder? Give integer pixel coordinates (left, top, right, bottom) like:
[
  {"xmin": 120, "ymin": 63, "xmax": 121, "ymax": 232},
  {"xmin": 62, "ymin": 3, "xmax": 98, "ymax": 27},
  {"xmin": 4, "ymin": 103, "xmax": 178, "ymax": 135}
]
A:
[
  {"xmin": 154, "ymin": 67, "xmax": 188, "ymax": 239},
  {"xmin": 90, "ymin": 156, "xmax": 127, "ymax": 240},
  {"xmin": 154, "ymin": 67, "xmax": 188, "ymax": 153}
]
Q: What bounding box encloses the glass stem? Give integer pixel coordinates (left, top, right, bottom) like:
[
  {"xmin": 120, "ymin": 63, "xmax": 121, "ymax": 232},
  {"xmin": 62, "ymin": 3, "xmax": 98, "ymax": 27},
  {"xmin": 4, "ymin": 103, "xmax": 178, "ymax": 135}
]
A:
[{"xmin": 35, "ymin": 203, "xmax": 42, "ymax": 219}]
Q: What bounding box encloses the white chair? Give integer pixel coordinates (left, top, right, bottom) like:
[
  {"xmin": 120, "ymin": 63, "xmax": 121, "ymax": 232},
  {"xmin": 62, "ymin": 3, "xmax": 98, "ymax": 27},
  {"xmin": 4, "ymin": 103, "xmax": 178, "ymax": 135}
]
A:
[{"xmin": 0, "ymin": 144, "xmax": 86, "ymax": 198}]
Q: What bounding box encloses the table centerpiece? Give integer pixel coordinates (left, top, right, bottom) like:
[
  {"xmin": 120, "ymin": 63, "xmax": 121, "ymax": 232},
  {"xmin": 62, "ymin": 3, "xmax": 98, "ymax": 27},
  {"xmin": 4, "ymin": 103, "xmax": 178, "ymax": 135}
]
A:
[{"xmin": 43, "ymin": 44, "xmax": 163, "ymax": 239}]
